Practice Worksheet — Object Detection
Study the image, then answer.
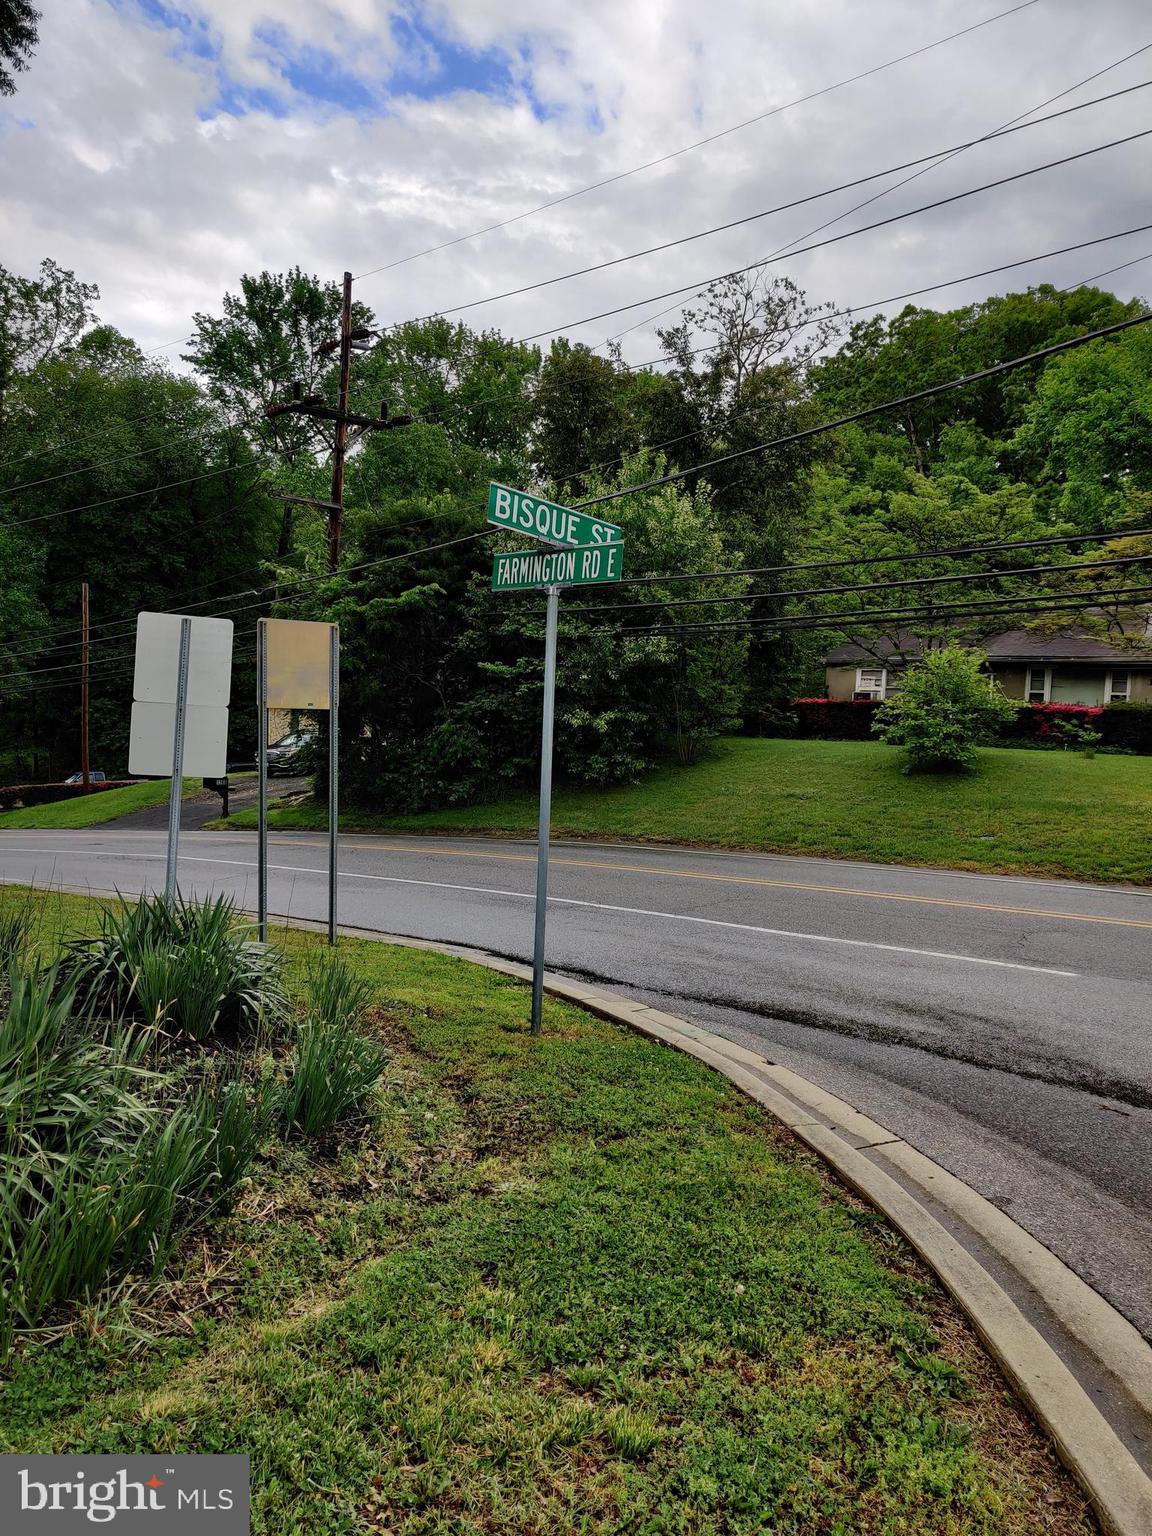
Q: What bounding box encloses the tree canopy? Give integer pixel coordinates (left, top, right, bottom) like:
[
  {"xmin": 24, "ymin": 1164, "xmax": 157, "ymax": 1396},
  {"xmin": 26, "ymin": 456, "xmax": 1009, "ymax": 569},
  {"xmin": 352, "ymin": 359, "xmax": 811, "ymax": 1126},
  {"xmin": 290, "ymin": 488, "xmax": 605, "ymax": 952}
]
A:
[{"xmin": 3, "ymin": 252, "xmax": 1149, "ymax": 795}]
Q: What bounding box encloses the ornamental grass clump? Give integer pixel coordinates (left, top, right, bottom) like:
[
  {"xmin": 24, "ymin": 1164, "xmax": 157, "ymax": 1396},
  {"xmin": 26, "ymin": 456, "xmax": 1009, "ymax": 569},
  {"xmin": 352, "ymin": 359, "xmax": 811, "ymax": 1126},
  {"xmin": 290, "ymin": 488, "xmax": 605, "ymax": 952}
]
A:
[
  {"xmin": 873, "ymin": 645, "xmax": 1017, "ymax": 772},
  {"xmin": 60, "ymin": 893, "xmax": 286, "ymax": 1043},
  {"xmin": 279, "ymin": 954, "xmax": 386, "ymax": 1136},
  {"xmin": 0, "ymin": 965, "xmax": 277, "ymax": 1350}
]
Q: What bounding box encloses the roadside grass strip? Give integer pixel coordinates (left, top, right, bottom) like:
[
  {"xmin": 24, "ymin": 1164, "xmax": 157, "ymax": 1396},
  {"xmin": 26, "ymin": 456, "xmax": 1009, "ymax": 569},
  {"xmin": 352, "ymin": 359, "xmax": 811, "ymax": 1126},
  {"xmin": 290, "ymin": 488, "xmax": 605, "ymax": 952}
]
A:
[
  {"xmin": 0, "ymin": 889, "xmax": 1092, "ymax": 1535},
  {"xmin": 0, "ymin": 778, "xmax": 200, "ymax": 830},
  {"xmin": 222, "ymin": 737, "xmax": 1152, "ymax": 885}
]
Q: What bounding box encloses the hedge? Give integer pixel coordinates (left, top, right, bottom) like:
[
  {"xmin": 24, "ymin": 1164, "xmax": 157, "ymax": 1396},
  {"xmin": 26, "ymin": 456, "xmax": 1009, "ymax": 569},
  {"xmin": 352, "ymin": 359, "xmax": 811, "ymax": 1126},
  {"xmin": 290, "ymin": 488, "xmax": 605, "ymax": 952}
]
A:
[
  {"xmin": 790, "ymin": 698, "xmax": 880, "ymax": 740},
  {"xmin": 785, "ymin": 699, "xmax": 1152, "ymax": 752}
]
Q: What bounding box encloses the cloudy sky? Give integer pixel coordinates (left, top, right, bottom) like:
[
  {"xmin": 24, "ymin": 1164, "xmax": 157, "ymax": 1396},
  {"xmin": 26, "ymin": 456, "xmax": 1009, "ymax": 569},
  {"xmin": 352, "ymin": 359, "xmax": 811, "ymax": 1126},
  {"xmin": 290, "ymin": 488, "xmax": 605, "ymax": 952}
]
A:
[{"xmin": 4, "ymin": 0, "xmax": 1150, "ymax": 368}]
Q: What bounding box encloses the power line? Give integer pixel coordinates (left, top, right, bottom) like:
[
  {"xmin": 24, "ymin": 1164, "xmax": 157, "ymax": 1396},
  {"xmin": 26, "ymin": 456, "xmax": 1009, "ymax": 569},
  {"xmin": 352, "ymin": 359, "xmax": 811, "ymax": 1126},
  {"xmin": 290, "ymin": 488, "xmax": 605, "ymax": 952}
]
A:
[
  {"xmin": 509, "ymin": 128, "xmax": 1152, "ymax": 346},
  {"xmin": 602, "ymin": 39, "xmax": 1152, "ymax": 351},
  {"xmin": 0, "ymin": 510, "xmax": 449, "ymax": 662},
  {"xmin": 557, "ymin": 225, "xmax": 1152, "ymax": 485},
  {"xmin": 1058, "ymin": 249, "xmax": 1152, "ymax": 291},
  {"xmin": 386, "ymin": 89, "xmax": 1152, "ymax": 331},
  {"xmin": 352, "ymin": 0, "xmax": 1041, "ymax": 282},
  {"xmin": 596, "ymin": 524, "xmax": 1152, "ymax": 592},
  {"xmin": 0, "ymin": 422, "xmax": 247, "ymax": 500},
  {"xmin": 0, "ymin": 461, "xmax": 267, "ymax": 531},
  {"xmin": 572, "ymin": 550, "xmax": 1152, "ymax": 616},
  {"xmin": 0, "ymin": 529, "xmax": 497, "ymax": 685},
  {"xmin": 582, "ymin": 584, "xmax": 1152, "ymax": 638},
  {"xmin": 570, "ymin": 311, "xmax": 1152, "ymax": 512},
  {"xmin": 613, "ymin": 223, "xmax": 1152, "ymax": 379}
]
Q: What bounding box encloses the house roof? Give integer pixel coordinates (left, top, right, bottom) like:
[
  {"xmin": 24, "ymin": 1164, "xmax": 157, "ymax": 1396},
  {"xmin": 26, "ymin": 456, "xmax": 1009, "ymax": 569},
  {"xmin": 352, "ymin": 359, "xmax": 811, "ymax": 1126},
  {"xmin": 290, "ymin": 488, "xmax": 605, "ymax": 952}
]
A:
[{"xmin": 824, "ymin": 624, "xmax": 1152, "ymax": 666}]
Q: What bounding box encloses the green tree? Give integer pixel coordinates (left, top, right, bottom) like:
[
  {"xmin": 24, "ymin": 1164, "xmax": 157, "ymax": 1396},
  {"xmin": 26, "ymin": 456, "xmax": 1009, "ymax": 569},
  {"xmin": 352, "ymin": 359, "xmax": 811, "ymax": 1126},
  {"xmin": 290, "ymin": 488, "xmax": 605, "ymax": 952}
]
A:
[
  {"xmin": 185, "ymin": 270, "xmax": 375, "ymax": 553},
  {"xmin": 532, "ymin": 340, "xmax": 630, "ymax": 492},
  {"xmin": 1008, "ymin": 324, "xmax": 1152, "ymax": 529},
  {"xmin": 1, "ymin": 340, "xmax": 278, "ymax": 774},
  {"xmin": 811, "ymin": 284, "xmax": 1138, "ymax": 476},
  {"xmin": 873, "ymin": 646, "xmax": 1017, "ymax": 772},
  {"xmin": 0, "ymin": 0, "xmax": 38, "ymax": 96},
  {"xmin": 0, "ymin": 258, "xmax": 99, "ymax": 415}
]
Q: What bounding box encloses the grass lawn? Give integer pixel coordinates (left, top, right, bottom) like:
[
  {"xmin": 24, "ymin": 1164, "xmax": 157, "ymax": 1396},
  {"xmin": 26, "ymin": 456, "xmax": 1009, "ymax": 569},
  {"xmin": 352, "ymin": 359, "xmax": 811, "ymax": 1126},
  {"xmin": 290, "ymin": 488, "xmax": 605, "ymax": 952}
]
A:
[
  {"xmin": 0, "ymin": 778, "xmax": 200, "ymax": 830},
  {"xmin": 1, "ymin": 887, "xmax": 1091, "ymax": 1535},
  {"xmin": 223, "ymin": 738, "xmax": 1152, "ymax": 885}
]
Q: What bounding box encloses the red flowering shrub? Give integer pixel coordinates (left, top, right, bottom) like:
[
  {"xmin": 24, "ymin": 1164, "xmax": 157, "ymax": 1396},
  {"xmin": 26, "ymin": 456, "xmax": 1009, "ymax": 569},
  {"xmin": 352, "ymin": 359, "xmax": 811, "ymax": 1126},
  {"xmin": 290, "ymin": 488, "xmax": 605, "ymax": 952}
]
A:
[{"xmin": 791, "ymin": 699, "xmax": 880, "ymax": 740}]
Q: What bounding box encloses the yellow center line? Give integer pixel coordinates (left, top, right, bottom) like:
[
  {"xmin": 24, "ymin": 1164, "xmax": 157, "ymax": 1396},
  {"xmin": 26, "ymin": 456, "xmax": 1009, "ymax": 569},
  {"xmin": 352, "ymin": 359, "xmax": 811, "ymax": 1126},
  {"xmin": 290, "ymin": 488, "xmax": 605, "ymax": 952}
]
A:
[{"xmin": 314, "ymin": 838, "xmax": 1152, "ymax": 930}]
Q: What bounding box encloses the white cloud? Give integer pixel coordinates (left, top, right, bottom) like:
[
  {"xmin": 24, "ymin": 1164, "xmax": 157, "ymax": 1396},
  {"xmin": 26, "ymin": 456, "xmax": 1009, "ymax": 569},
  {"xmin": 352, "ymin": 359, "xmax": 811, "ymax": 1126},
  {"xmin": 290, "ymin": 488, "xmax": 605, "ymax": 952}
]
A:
[{"xmin": 3, "ymin": 0, "xmax": 1149, "ymax": 371}]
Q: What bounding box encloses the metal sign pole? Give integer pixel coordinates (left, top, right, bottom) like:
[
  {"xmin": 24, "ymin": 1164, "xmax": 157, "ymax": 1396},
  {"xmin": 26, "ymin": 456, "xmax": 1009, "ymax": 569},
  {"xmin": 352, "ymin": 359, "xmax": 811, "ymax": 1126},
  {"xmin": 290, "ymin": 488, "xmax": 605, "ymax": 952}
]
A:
[
  {"xmin": 328, "ymin": 623, "xmax": 340, "ymax": 946},
  {"xmin": 164, "ymin": 617, "xmax": 192, "ymax": 902},
  {"xmin": 530, "ymin": 585, "xmax": 560, "ymax": 1035},
  {"xmin": 256, "ymin": 619, "xmax": 269, "ymax": 942}
]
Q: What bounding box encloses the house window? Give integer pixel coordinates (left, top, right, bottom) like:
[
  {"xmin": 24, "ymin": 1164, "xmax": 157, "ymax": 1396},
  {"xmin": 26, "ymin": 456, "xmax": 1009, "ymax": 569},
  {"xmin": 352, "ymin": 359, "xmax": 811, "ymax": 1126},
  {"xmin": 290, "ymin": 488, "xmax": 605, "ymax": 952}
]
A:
[
  {"xmin": 1106, "ymin": 670, "xmax": 1131, "ymax": 704},
  {"xmin": 1026, "ymin": 666, "xmax": 1050, "ymax": 704},
  {"xmin": 855, "ymin": 667, "xmax": 887, "ymax": 700}
]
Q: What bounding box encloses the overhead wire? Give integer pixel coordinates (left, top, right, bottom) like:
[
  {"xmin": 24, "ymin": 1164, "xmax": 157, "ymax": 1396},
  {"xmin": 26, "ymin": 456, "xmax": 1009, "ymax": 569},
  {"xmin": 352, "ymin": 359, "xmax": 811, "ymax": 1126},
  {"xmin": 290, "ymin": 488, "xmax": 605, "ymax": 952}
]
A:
[
  {"xmin": 571, "ymin": 551, "xmax": 1152, "ymax": 616},
  {"xmin": 383, "ymin": 86, "xmax": 1152, "ymax": 331},
  {"xmin": 352, "ymin": 0, "xmax": 1041, "ymax": 282},
  {"xmin": 581, "ymin": 585, "xmax": 1152, "ymax": 637},
  {"xmin": 557, "ymin": 223, "xmax": 1152, "ymax": 486},
  {"xmin": 568, "ymin": 311, "xmax": 1152, "ymax": 512},
  {"xmin": 601, "ymin": 39, "xmax": 1152, "ymax": 351},
  {"xmin": 506, "ymin": 128, "xmax": 1152, "ymax": 346}
]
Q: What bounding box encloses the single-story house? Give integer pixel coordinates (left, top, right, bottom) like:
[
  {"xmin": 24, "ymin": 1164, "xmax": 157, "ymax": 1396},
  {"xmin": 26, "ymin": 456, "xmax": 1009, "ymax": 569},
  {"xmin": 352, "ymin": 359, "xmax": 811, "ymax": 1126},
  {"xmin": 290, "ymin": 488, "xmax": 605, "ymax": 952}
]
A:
[{"xmin": 823, "ymin": 627, "xmax": 1152, "ymax": 705}]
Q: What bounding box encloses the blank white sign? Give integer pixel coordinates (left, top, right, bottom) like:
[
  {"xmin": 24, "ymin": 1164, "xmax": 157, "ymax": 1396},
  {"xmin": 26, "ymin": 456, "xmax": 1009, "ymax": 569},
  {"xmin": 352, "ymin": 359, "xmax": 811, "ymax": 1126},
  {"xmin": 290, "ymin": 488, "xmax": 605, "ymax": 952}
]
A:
[
  {"xmin": 134, "ymin": 612, "xmax": 234, "ymax": 705},
  {"xmin": 129, "ymin": 702, "xmax": 229, "ymax": 777}
]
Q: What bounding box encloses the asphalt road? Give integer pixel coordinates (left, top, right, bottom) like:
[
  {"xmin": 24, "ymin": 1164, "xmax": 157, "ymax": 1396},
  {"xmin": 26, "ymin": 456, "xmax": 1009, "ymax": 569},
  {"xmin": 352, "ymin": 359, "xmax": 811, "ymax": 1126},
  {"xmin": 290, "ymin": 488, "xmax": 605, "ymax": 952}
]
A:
[{"xmin": 3, "ymin": 825, "xmax": 1150, "ymax": 1334}]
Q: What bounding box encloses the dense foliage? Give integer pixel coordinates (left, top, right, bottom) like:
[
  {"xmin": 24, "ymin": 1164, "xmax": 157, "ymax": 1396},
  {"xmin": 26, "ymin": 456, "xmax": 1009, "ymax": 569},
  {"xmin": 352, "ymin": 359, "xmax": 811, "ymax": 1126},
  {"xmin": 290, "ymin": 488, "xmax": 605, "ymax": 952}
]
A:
[
  {"xmin": 2, "ymin": 251, "xmax": 1149, "ymax": 804},
  {"xmin": 873, "ymin": 646, "xmax": 1018, "ymax": 772}
]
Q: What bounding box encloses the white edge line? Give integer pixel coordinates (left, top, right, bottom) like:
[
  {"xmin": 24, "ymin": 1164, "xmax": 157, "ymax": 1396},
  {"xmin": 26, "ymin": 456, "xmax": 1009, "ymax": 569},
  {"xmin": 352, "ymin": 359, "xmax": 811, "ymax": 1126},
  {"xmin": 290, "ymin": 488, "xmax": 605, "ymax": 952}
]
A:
[{"xmin": 2, "ymin": 847, "xmax": 1078, "ymax": 977}]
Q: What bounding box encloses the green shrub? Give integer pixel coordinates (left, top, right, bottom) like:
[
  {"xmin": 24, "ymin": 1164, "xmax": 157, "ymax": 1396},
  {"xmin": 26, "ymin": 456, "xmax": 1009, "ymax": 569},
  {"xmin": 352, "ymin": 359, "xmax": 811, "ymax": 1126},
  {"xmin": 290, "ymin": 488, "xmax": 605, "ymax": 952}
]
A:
[
  {"xmin": 280, "ymin": 955, "xmax": 386, "ymax": 1136},
  {"xmin": 873, "ymin": 646, "xmax": 1017, "ymax": 772},
  {"xmin": 61, "ymin": 894, "xmax": 286, "ymax": 1043},
  {"xmin": 1098, "ymin": 700, "xmax": 1152, "ymax": 752}
]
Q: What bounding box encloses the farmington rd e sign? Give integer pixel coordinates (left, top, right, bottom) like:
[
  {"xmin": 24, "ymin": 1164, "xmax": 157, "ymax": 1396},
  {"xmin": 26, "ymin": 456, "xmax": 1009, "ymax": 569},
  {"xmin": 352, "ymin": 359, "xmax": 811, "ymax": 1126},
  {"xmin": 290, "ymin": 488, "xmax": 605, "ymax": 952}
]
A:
[
  {"xmin": 492, "ymin": 542, "xmax": 624, "ymax": 591},
  {"xmin": 487, "ymin": 482, "xmax": 622, "ymax": 548}
]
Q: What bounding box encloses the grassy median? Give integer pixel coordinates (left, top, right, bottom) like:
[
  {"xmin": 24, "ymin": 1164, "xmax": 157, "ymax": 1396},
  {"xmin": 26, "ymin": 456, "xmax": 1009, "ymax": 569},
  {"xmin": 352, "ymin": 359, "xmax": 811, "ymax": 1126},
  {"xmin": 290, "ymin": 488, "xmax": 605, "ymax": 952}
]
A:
[
  {"xmin": 0, "ymin": 886, "xmax": 1092, "ymax": 1534},
  {"xmin": 222, "ymin": 737, "xmax": 1152, "ymax": 884},
  {"xmin": 0, "ymin": 778, "xmax": 201, "ymax": 830}
]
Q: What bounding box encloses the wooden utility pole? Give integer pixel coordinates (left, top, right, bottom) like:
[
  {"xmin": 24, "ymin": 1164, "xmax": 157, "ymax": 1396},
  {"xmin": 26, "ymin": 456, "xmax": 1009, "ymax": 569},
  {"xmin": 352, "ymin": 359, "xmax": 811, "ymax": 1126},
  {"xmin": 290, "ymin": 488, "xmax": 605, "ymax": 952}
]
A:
[
  {"xmin": 266, "ymin": 270, "xmax": 411, "ymax": 573},
  {"xmin": 80, "ymin": 581, "xmax": 90, "ymax": 789},
  {"xmin": 329, "ymin": 271, "xmax": 354, "ymax": 572}
]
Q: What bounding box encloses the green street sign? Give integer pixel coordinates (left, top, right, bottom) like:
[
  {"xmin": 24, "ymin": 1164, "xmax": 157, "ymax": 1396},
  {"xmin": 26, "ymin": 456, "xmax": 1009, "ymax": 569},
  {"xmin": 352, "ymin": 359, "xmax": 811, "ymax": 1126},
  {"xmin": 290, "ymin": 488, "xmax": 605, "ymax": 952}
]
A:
[
  {"xmin": 492, "ymin": 543, "xmax": 624, "ymax": 592},
  {"xmin": 487, "ymin": 482, "xmax": 622, "ymax": 549}
]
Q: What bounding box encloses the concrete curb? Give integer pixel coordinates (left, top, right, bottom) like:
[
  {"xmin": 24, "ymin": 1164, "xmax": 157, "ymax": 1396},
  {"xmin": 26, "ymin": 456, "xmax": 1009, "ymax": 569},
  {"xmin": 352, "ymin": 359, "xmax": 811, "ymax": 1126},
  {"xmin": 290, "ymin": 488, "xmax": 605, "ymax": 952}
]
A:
[
  {"xmin": 20, "ymin": 885, "xmax": 1152, "ymax": 1533},
  {"xmin": 310, "ymin": 920, "xmax": 1152, "ymax": 1536}
]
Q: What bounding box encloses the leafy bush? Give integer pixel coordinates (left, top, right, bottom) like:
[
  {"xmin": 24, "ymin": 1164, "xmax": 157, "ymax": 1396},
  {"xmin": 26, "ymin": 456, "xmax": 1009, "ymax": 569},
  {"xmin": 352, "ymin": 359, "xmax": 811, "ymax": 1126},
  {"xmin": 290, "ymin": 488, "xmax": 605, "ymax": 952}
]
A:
[
  {"xmin": 790, "ymin": 698, "xmax": 880, "ymax": 740},
  {"xmin": 873, "ymin": 647, "xmax": 1017, "ymax": 772},
  {"xmin": 61, "ymin": 893, "xmax": 286, "ymax": 1043},
  {"xmin": 280, "ymin": 955, "xmax": 386, "ymax": 1135},
  {"xmin": 1098, "ymin": 700, "xmax": 1152, "ymax": 752}
]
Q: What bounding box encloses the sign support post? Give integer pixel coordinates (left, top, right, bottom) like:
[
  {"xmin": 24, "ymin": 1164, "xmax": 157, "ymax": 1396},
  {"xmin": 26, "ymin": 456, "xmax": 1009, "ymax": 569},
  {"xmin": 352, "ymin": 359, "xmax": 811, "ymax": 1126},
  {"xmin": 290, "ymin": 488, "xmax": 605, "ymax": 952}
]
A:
[
  {"xmin": 256, "ymin": 619, "xmax": 269, "ymax": 942},
  {"xmin": 484, "ymin": 484, "xmax": 624, "ymax": 1034},
  {"xmin": 328, "ymin": 623, "xmax": 340, "ymax": 946},
  {"xmin": 164, "ymin": 617, "xmax": 192, "ymax": 902},
  {"xmin": 530, "ymin": 585, "xmax": 560, "ymax": 1036}
]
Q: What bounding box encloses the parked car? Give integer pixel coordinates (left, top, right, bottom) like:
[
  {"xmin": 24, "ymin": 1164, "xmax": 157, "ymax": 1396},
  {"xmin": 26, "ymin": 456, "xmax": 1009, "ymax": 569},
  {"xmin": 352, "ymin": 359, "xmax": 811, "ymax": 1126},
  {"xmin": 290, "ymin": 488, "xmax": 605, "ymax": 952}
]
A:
[
  {"xmin": 266, "ymin": 731, "xmax": 317, "ymax": 776},
  {"xmin": 64, "ymin": 770, "xmax": 107, "ymax": 784}
]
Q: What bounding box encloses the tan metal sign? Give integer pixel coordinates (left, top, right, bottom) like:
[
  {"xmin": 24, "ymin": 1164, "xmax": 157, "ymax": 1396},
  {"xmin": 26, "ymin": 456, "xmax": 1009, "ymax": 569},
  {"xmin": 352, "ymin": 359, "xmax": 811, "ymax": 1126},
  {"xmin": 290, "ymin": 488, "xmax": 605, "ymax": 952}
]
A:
[{"xmin": 262, "ymin": 618, "xmax": 334, "ymax": 710}]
